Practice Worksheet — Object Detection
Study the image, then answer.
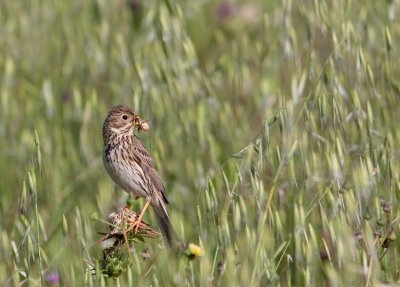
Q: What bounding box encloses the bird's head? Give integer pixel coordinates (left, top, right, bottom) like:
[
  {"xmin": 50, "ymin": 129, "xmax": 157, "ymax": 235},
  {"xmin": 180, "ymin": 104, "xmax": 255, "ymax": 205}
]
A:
[{"xmin": 103, "ymin": 105, "xmax": 149, "ymax": 139}]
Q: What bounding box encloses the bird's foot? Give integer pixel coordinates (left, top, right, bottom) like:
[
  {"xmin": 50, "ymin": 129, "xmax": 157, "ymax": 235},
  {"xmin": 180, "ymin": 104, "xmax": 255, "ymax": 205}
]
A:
[
  {"xmin": 125, "ymin": 218, "xmax": 144, "ymax": 235},
  {"xmin": 131, "ymin": 219, "xmax": 143, "ymax": 234}
]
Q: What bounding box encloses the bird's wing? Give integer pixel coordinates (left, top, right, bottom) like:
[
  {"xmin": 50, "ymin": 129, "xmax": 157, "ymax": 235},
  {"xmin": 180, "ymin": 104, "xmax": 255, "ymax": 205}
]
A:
[{"xmin": 133, "ymin": 135, "xmax": 168, "ymax": 203}]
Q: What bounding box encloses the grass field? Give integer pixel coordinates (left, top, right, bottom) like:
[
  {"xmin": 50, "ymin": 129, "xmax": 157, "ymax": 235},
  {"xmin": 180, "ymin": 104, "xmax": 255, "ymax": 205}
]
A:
[{"xmin": 1, "ymin": 0, "xmax": 400, "ymax": 286}]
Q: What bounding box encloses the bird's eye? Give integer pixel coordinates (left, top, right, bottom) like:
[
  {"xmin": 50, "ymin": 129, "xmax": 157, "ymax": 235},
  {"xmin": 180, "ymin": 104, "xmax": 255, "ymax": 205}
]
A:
[{"xmin": 122, "ymin": 115, "xmax": 128, "ymax": 120}]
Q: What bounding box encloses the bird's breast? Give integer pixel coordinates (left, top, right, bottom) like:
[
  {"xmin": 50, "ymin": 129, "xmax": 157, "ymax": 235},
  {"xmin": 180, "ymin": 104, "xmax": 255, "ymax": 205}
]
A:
[{"xmin": 102, "ymin": 145, "xmax": 148, "ymax": 198}]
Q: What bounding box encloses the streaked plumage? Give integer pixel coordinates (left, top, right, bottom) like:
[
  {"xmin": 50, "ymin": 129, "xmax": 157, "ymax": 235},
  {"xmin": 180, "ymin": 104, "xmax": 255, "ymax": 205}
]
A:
[{"xmin": 102, "ymin": 105, "xmax": 173, "ymax": 246}]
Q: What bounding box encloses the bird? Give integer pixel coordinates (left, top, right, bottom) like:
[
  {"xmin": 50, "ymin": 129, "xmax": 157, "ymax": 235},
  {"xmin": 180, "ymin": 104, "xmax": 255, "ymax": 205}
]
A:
[{"xmin": 102, "ymin": 105, "xmax": 173, "ymax": 246}]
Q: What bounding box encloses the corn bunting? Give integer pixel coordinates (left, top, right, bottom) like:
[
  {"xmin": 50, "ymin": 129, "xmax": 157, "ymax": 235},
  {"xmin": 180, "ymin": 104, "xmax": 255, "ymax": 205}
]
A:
[{"xmin": 102, "ymin": 105, "xmax": 173, "ymax": 246}]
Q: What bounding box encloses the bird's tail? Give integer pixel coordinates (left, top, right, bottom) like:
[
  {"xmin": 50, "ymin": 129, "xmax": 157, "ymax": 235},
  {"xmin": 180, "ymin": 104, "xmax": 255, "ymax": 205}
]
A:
[{"xmin": 152, "ymin": 201, "xmax": 175, "ymax": 248}]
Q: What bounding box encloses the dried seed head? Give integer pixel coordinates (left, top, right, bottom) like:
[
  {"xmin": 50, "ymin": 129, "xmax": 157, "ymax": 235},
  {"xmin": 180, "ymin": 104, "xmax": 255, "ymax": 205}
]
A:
[
  {"xmin": 107, "ymin": 208, "xmax": 159, "ymax": 237},
  {"xmin": 380, "ymin": 200, "xmax": 392, "ymax": 213},
  {"xmin": 354, "ymin": 231, "xmax": 363, "ymax": 241},
  {"xmin": 387, "ymin": 229, "xmax": 397, "ymax": 241},
  {"xmin": 373, "ymin": 230, "xmax": 382, "ymax": 238}
]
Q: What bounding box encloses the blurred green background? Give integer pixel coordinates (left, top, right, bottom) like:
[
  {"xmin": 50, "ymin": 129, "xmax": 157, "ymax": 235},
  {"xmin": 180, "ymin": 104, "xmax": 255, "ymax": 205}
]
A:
[{"xmin": 1, "ymin": 0, "xmax": 400, "ymax": 286}]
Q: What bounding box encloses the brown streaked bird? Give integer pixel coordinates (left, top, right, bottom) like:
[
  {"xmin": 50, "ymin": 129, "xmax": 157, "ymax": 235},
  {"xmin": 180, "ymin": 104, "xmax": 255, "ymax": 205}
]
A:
[{"xmin": 102, "ymin": 105, "xmax": 173, "ymax": 246}]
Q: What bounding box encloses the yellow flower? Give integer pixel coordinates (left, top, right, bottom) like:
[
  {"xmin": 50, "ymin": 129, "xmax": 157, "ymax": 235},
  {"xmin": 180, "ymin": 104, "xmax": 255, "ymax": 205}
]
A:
[{"xmin": 187, "ymin": 243, "xmax": 204, "ymax": 258}]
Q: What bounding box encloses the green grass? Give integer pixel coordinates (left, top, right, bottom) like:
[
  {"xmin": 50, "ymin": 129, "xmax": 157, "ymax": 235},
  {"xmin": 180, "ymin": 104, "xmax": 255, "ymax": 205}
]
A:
[{"xmin": 1, "ymin": 0, "xmax": 400, "ymax": 286}]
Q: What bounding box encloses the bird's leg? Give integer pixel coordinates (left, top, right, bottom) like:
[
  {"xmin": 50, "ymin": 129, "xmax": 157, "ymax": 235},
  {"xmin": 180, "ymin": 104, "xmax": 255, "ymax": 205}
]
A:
[
  {"xmin": 133, "ymin": 200, "xmax": 151, "ymax": 234},
  {"xmin": 125, "ymin": 199, "xmax": 151, "ymax": 235}
]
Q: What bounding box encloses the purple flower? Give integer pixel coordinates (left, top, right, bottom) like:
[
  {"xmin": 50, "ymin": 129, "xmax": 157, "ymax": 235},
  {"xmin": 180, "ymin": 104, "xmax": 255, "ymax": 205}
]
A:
[
  {"xmin": 45, "ymin": 272, "xmax": 60, "ymax": 285},
  {"xmin": 216, "ymin": 1, "xmax": 235, "ymax": 21}
]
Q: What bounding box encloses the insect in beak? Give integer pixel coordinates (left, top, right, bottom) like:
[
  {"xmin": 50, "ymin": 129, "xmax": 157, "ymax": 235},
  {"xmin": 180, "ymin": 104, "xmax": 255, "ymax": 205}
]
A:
[
  {"xmin": 138, "ymin": 120, "xmax": 149, "ymax": 131},
  {"xmin": 133, "ymin": 116, "xmax": 149, "ymax": 132}
]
